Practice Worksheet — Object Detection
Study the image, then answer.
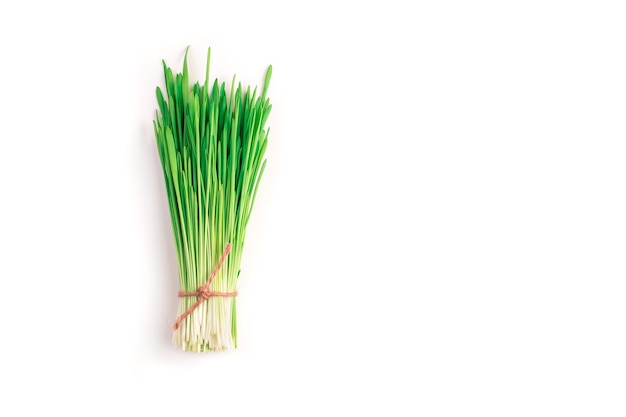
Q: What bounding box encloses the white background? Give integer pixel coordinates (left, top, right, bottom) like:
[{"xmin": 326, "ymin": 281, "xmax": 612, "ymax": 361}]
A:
[{"xmin": 0, "ymin": 1, "xmax": 625, "ymax": 415}]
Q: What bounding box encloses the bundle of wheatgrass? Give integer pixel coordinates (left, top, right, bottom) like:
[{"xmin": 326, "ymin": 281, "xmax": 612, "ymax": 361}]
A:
[{"xmin": 153, "ymin": 48, "xmax": 271, "ymax": 351}]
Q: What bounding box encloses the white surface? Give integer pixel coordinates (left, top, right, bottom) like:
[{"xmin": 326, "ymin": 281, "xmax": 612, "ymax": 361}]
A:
[{"xmin": 0, "ymin": 1, "xmax": 625, "ymax": 415}]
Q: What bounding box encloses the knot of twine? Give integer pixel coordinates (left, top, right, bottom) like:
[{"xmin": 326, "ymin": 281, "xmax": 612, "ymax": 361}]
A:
[{"xmin": 173, "ymin": 243, "xmax": 238, "ymax": 331}]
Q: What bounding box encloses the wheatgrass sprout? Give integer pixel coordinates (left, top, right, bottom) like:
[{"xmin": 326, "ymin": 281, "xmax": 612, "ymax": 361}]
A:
[{"xmin": 153, "ymin": 48, "xmax": 271, "ymax": 352}]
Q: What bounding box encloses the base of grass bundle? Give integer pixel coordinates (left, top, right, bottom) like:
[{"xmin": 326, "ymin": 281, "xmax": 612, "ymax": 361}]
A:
[{"xmin": 153, "ymin": 48, "xmax": 271, "ymax": 352}]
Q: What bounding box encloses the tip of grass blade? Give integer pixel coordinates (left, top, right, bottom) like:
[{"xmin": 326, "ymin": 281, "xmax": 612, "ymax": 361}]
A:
[
  {"xmin": 205, "ymin": 47, "xmax": 211, "ymax": 89},
  {"xmin": 262, "ymin": 65, "xmax": 272, "ymax": 100},
  {"xmin": 183, "ymin": 46, "xmax": 190, "ymax": 81}
]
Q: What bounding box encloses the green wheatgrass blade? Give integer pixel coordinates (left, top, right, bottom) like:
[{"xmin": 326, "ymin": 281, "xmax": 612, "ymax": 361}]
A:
[{"xmin": 154, "ymin": 48, "xmax": 271, "ymax": 352}]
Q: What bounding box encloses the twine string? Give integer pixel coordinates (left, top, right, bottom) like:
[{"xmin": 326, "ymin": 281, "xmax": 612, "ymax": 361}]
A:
[{"xmin": 173, "ymin": 243, "xmax": 238, "ymax": 331}]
